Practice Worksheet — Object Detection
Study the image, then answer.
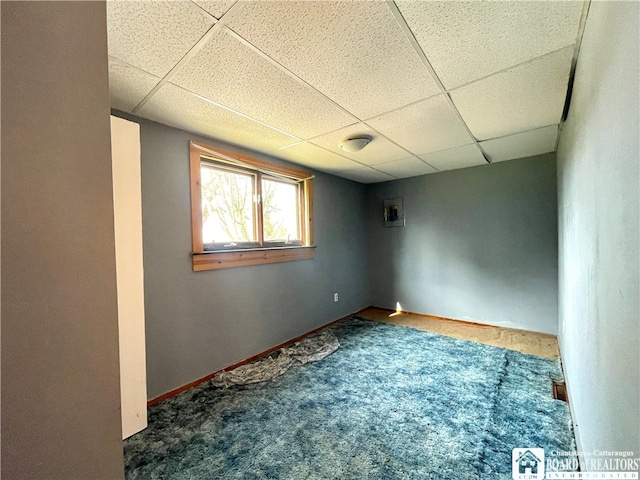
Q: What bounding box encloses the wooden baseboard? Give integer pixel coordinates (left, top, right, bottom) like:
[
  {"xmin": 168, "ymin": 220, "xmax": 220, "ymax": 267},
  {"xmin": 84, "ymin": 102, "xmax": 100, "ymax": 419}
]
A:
[
  {"xmin": 353, "ymin": 306, "xmax": 374, "ymax": 316},
  {"xmin": 147, "ymin": 311, "xmax": 358, "ymax": 407},
  {"xmin": 557, "ymin": 348, "xmax": 584, "ymax": 471}
]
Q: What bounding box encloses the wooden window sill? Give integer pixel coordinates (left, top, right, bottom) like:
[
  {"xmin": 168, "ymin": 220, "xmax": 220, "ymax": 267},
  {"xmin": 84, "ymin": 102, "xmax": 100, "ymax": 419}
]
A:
[{"xmin": 192, "ymin": 246, "xmax": 316, "ymax": 271}]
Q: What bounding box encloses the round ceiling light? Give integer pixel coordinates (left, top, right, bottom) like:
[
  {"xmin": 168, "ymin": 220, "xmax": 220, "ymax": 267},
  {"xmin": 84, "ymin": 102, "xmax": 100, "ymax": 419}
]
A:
[{"xmin": 339, "ymin": 135, "xmax": 372, "ymax": 153}]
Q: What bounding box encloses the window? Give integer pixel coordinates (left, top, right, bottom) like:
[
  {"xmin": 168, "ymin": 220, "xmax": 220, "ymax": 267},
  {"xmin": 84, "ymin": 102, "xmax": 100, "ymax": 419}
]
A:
[
  {"xmin": 200, "ymin": 164, "xmax": 302, "ymax": 249},
  {"xmin": 189, "ymin": 142, "xmax": 315, "ymax": 271}
]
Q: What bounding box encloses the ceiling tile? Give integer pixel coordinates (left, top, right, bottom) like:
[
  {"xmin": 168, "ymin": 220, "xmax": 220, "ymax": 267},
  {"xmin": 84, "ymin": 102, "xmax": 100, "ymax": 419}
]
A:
[
  {"xmin": 138, "ymin": 84, "xmax": 298, "ymax": 152},
  {"xmin": 450, "ymin": 47, "xmax": 574, "ymax": 141},
  {"xmin": 366, "ymin": 95, "xmax": 474, "ymax": 155},
  {"xmin": 273, "ymin": 142, "xmax": 361, "ymax": 173},
  {"xmin": 226, "ymin": 1, "xmax": 439, "ymax": 119},
  {"xmin": 107, "ymin": 0, "xmax": 215, "ymax": 77},
  {"xmin": 309, "ymin": 123, "xmax": 410, "ymax": 166},
  {"xmin": 108, "ymin": 57, "xmax": 161, "ymax": 112},
  {"xmin": 192, "ymin": 0, "xmax": 237, "ymax": 19},
  {"xmin": 396, "ymin": 1, "xmax": 583, "ymax": 89},
  {"xmin": 337, "ymin": 168, "xmax": 396, "ymax": 184},
  {"xmin": 418, "ymin": 144, "xmax": 487, "ymax": 171},
  {"xmin": 480, "ymin": 125, "xmax": 558, "ymax": 163},
  {"xmin": 375, "ymin": 157, "xmax": 438, "ymax": 178},
  {"xmin": 171, "ymin": 30, "xmax": 356, "ymax": 140}
]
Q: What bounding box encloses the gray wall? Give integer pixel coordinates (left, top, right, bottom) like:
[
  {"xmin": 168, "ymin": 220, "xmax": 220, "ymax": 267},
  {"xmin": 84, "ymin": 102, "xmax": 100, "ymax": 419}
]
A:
[
  {"xmin": 367, "ymin": 155, "xmax": 558, "ymax": 334},
  {"xmin": 557, "ymin": 1, "xmax": 639, "ymax": 459},
  {"xmin": 1, "ymin": 2, "xmax": 125, "ymax": 479},
  {"xmin": 114, "ymin": 114, "xmax": 370, "ymax": 399}
]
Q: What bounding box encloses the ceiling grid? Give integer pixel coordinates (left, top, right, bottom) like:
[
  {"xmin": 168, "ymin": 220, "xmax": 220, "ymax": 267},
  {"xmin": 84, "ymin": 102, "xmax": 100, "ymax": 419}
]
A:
[
  {"xmin": 385, "ymin": 1, "xmax": 492, "ymax": 165},
  {"xmin": 107, "ymin": 0, "xmax": 587, "ymax": 183}
]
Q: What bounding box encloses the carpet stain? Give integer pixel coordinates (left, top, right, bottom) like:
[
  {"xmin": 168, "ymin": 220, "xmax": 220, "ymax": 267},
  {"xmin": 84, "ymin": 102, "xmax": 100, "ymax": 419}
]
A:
[{"xmin": 125, "ymin": 317, "xmax": 575, "ymax": 479}]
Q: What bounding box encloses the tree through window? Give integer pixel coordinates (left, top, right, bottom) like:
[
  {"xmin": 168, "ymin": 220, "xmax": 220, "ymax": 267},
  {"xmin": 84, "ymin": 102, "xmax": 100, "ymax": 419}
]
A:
[{"xmin": 201, "ymin": 165, "xmax": 256, "ymax": 244}]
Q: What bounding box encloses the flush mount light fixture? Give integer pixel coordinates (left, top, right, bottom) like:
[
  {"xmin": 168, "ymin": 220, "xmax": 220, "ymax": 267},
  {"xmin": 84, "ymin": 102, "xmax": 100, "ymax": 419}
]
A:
[{"xmin": 339, "ymin": 135, "xmax": 372, "ymax": 153}]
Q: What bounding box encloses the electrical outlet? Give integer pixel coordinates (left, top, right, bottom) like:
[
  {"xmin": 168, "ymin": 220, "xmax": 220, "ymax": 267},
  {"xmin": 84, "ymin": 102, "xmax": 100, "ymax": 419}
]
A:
[{"xmin": 334, "ymin": 293, "xmax": 339, "ymax": 302}]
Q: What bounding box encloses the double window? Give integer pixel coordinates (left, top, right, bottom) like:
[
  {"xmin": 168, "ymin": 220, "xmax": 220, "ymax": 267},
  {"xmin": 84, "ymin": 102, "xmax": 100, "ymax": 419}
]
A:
[{"xmin": 189, "ymin": 142, "xmax": 314, "ymax": 271}]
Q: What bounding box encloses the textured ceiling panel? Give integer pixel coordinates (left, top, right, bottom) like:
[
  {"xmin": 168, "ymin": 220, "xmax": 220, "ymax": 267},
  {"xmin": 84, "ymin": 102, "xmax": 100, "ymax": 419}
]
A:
[
  {"xmin": 338, "ymin": 168, "xmax": 396, "ymax": 184},
  {"xmin": 366, "ymin": 95, "xmax": 474, "ymax": 155},
  {"xmin": 480, "ymin": 125, "xmax": 558, "ymax": 163},
  {"xmin": 107, "ymin": 1, "xmax": 215, "ymax": 77},
  {"xmin": 375, "ymin": 157, "xmax": 438, "ymax": 178},
  {"xmin": 396, "ymin": 1, "xmax": 583, "ymax": 89},
  {"xmin": 139, "ymin": 84, "xmax": 298, "ymax": 152},
  {"xmin": 418, "ymin": 144, "xmax": 487, "ymax": 171},
  {"xmin": 106, "ymin": 1, "xmax": 584, "ymax": 183},
  {"xmin": 172, "ymin": 30, "xmax": 356, "ymax": 139},
  {"xmin": 309, "ymin": 123, "xmax": 410, "ymax": 165},
  {"xmin": 450, "ymin": 47, "xmax": 574, "ymax": 141},
  {"xmin": 108, "ymin": 57, "xmax": 161, "ymax": 112},
  {"xmin": 226, "ymin": 1, "xmax": 440, "ymax": 119},
  {"xmin": 274, "ymin": 142, "xmax": 361, "ymax": 173},
  {"xmin": 192, "ymin": 0, "xmax": 237, "ymax": 19}
]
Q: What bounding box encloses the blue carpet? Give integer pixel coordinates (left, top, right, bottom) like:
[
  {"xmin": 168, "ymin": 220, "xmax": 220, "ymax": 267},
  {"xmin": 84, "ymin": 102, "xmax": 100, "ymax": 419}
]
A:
[{"xmin": 125, "ymin": 317, "xmax": 575, "ymax": 479}]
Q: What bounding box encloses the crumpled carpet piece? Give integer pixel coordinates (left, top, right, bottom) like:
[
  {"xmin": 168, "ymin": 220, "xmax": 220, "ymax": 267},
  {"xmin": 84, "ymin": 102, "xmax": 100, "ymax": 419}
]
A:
[
  {"xmin": 211, "ymin": 329, "xmax": 340, "ymax": 388},
  {"xmin": 125, "ymin": 317, "xmax": 575, "ymax": 480}
]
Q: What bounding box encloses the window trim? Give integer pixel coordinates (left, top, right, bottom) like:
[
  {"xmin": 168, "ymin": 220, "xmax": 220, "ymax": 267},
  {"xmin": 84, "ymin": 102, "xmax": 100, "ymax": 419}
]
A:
[{"xmin": 189, "ymin": 141, "xmax": 315, "ymax": 271}]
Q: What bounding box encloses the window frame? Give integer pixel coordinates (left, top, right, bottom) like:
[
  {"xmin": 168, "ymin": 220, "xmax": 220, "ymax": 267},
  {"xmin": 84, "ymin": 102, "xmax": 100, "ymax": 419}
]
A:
[{"xmin": 189, "ymin": 141, "xmax": 315, "ymax": 271}]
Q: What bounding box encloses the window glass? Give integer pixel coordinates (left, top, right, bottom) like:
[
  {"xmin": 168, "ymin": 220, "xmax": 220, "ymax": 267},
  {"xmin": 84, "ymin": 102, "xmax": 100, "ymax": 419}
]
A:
[
  {"xmin": 262, "ymin": 178, "xmax": 300, "ymax": 243},
  {"xmin": 201, "ymin": 164, "xmax": 256, "ymax": 245}
]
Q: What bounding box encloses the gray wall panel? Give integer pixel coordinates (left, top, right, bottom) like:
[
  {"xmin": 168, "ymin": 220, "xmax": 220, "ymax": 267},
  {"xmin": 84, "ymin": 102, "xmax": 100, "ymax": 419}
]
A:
[
  {"xmin": 556, "ymin": 1, "xmax": 639, "ymax": 459},
  {"xmin": 1, "ymin": 2, "xmax": 124, "ymax": 478},
  {"xmin": 115, "ymin": 115, "xmax": 370, "ymax": 399},
  {"xmin": 367, "ymin": 155, "xmax": 558, "ymax": 334}
]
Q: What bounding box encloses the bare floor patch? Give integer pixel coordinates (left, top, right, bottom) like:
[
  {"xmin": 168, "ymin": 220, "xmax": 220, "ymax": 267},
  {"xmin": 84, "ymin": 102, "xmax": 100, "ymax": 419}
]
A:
[{"xmin": 357, "ymin": 307, "xmax": 560, "ymax": 360}]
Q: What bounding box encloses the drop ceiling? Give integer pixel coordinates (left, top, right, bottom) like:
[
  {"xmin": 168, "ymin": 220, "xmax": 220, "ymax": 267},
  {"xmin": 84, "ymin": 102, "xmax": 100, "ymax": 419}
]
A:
[{"xmin": 107, "ymin": 0, "xmax": 586, "ymax": 183}]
